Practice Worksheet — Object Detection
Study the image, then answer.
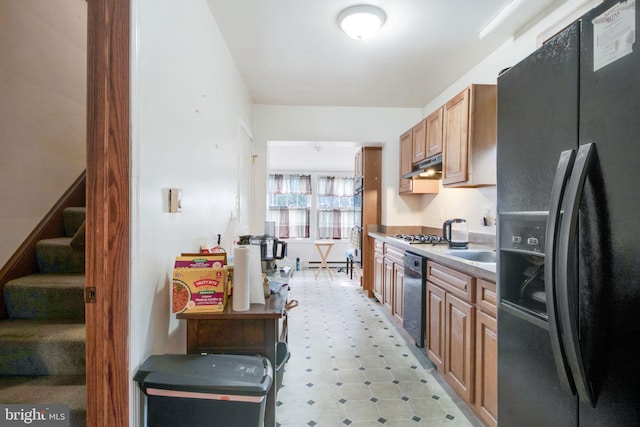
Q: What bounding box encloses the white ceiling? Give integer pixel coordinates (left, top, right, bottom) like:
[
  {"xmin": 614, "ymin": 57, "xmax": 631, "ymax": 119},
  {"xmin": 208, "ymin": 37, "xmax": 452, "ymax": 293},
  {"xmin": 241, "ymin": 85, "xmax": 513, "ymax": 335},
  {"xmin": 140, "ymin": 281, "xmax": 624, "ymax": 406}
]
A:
[
  {"xmin": 268, "ymin": 141, "xmax": 362, "ymax": 172},
  {"xmin": 206, "ymin": 0, "xmax": 568, "ymax": 108}
]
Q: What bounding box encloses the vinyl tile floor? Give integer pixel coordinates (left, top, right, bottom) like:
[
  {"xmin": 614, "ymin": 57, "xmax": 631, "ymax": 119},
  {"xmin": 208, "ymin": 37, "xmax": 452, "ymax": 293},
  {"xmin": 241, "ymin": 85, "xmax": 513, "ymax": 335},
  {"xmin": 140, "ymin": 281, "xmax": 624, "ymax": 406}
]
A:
[{"xmin": 275, "ymin": 269, "xmax": 483, "ymax": 427}]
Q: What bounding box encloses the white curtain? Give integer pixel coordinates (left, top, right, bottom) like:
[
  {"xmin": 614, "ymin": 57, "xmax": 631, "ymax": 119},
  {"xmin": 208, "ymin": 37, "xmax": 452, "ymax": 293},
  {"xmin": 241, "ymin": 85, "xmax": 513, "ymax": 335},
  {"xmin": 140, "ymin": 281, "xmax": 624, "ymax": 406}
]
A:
[
  {"xmin": 268, "ymin": 174, "xmax": 311, "ymax": 239},
  {"xmin": 317, "ymin": 209, "xmax": 357, "ymax": 239},
  {"xmin": 317, "ymin": 176, "xmax": 354, "ymax": 196},
  {"xmin": 269, "ymin": 174, "xmax": 312, "ymax": 194},
  {"xmin": 317, "ymin": 175, "xmax": 356, "ymax": 239}
]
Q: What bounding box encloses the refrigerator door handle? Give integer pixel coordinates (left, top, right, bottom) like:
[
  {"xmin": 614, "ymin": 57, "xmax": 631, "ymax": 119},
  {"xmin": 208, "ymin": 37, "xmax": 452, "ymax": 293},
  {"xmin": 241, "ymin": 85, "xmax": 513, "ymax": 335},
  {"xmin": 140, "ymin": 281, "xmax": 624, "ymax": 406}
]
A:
[
  {"xmin": 544, "ymin": 149, "xmax": 577, "ymax": 395},
  {"xmin": 557, "ymin": 142, "xmax": 596, "ymax": 407}
]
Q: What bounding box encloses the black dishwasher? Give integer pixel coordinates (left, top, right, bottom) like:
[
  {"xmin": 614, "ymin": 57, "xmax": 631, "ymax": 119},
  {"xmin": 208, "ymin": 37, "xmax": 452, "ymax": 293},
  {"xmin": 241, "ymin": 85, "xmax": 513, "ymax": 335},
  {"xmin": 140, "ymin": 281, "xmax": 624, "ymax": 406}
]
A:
[{"xmin": 403, "ymin": 251, "xmax": 427, "ymax": 347}]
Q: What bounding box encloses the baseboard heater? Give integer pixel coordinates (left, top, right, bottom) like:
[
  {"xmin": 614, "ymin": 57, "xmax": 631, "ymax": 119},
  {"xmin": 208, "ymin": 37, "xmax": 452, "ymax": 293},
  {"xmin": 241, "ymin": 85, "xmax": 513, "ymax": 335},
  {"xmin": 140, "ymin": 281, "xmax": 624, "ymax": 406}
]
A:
[{"xmin": 307, "ymin": 261, "xmax": 344, "ymax": 268}]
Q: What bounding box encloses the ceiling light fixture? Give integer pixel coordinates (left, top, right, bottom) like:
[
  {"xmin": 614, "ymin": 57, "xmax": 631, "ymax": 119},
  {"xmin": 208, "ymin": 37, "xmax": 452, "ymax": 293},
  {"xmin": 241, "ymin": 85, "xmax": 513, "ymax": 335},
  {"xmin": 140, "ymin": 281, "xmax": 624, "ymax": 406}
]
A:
[{"xmin": 338, "ymin": 5, "xmax": 387, "ymax": 40}]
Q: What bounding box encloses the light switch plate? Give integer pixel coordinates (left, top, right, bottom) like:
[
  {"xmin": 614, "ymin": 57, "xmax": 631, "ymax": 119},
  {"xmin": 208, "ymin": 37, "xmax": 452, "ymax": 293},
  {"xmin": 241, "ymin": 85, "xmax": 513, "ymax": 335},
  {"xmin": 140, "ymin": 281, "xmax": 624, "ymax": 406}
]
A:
[{"xmin": 169, "ymin": 188, "xmax": 182, "ymax": 213}]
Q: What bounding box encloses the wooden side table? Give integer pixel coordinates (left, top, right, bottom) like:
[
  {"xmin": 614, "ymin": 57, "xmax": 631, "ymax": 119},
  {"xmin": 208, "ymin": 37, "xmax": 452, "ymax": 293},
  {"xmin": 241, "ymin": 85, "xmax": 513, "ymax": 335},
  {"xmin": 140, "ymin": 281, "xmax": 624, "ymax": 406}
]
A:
[
  {"xmin": 314, "ymin": 240, "xmax": 335, "ymax": 279},
  {"xmin": 177, "ymin": 289, "xmax": 288, "ymax": 427}
]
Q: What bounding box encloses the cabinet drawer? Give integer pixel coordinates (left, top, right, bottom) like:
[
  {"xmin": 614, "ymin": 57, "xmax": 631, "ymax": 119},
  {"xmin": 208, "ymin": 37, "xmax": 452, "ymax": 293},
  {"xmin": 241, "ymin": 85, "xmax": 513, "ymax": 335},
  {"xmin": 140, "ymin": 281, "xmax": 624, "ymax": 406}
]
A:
[
  {"xmin": 476, "ymin": 279, "xmax": 497, "ymax": 317},
  {"xmin": 375, "ymin": 239, "xmax": 385, "ymax": 254},
  {"xmin": 427, "ymin": 261, "xmax": 474, "ymax": 302},
  {"xmin": 384, "ymin": 245, "xmax": 404, "ymax": 264}
]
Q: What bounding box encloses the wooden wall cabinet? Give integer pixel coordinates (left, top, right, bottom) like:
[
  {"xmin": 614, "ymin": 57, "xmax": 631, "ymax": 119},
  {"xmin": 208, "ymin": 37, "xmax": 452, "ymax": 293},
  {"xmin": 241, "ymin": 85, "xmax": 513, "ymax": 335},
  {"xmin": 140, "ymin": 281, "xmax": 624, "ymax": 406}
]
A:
[
  {"xmin": 442, "ymin": 84, "xmax": 497, "ymax": 187},
  {"xmin": 399, "ymin": 130, "xmax": 413, "ymax": 194},
  {"xmin": 399, "ymin": 129, "xmax": 439, "ymax": 195},
  {"xmin": 412, "ymin": 119, "xmax": 427, "ymax": 164},
  {"xmin": 356, "ymin": 147, "xmax": 382, "ymax": 295},
  {"xmin": 425, "ymin": 107, "xmax": 444, "ymax": 159}
]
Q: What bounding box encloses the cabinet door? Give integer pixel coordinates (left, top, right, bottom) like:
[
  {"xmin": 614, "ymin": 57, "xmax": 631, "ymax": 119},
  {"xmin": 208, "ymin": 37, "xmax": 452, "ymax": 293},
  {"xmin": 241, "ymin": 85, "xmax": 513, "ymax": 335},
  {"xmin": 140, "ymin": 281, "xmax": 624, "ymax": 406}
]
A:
[
  {"xmin": 475, "ymin": 310, "xmax": 498, "ymax": 427},
  {"xmin": 426, "ymin": 107, "xmax": 443, "ymax": 158},
  {"xmin": 443, "ymin": 88, "xmax": 470, "ymax": 185},
  {"xmin": 383, "ymin": 257, "xmax": 393, "ymax": 312},
  {"xmin": 393, "ymin": 263, "xmax": 404, "ymax": 323},
  {"xmin": 444, "ymin": 292, "xmax": 475, "ymax": 403},
  {"xmin": 412, "ymin": 119, "xmax": 427, "ymax": 164},
  {"xmin": 399, "ymin": 130, "xmax": 413, "ymax": 193},
  {"xmin": 373, "ymin": 251, "xmax": 384, "ymax": 302},
  {"xmin": 426, "ymin": 283, "xmax": 446, "ymax": 372}
]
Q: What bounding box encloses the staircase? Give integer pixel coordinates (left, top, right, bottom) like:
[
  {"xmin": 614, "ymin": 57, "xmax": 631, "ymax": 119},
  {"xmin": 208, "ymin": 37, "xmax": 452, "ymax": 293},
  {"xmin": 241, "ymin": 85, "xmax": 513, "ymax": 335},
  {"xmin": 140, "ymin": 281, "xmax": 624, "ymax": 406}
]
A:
[{"xmin": 0, "ymin": 207, "xmax": 86, "ymax": 427}]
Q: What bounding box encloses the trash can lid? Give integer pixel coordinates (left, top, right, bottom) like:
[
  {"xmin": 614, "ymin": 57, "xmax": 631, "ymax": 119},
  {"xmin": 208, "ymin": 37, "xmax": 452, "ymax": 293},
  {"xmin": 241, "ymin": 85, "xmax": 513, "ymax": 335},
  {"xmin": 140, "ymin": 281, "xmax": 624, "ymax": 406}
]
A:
[{"xmin": 134, "ymin": 354, "xmax": 273, "ymax": 397}]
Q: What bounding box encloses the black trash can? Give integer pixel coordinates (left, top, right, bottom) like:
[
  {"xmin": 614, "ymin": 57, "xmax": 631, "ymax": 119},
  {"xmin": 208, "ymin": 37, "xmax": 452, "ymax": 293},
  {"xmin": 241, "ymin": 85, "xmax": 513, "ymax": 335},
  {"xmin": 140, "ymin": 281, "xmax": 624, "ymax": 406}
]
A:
[{"xmin": 134, "ymin": 354, "xmax": 273, "ymax": 427}]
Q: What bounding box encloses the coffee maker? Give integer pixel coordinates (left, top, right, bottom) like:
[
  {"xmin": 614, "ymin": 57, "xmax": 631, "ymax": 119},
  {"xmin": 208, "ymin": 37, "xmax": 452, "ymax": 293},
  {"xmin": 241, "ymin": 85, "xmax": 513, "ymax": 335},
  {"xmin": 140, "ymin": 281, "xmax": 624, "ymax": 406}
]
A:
[{"xmin": 237, "ymin": 232, "xmax": 287, "ymax": 276}]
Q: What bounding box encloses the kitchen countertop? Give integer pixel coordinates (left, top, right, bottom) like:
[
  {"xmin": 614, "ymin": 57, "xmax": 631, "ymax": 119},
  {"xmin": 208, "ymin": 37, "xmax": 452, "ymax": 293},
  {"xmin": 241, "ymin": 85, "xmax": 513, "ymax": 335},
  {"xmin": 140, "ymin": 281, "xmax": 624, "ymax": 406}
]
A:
[{"xmin": 368, "ymin": 230, "xmax": 497, "ymax": 283}]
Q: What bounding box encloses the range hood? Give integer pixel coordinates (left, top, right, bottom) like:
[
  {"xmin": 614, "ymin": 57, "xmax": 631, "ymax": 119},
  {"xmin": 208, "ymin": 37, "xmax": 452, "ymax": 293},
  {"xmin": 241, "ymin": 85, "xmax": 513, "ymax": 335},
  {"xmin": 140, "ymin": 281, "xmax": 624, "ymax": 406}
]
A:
[{"xmin": 402, "ymin": 154, "xmax": 443, "ymax": 180}]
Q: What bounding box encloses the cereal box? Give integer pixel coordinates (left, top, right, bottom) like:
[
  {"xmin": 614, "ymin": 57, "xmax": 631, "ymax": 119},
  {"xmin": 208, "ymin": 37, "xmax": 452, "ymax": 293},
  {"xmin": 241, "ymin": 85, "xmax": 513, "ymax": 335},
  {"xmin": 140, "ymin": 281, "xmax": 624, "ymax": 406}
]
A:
[{"xmin": 172, "ymin": 255, "xmax": 228, "ymax": 314}]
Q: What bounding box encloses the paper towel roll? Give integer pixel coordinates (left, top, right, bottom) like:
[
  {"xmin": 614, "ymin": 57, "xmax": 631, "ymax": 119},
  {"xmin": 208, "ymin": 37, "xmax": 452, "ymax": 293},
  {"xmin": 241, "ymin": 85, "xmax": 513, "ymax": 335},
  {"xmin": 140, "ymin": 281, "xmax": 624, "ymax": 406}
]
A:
[
  {"xmin": 232, "ymin": 246, "xmax": 251, "ymax": 311},
  {"xmin": 248, "ymin": 245, "xmax": 265, "ymax": 305}
]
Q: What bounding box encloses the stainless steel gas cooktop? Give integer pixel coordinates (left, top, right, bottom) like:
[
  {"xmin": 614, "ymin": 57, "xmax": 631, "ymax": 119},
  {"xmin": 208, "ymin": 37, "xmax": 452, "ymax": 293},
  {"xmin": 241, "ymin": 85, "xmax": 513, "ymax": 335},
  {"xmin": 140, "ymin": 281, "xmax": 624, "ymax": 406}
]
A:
[{"xmin": 391, "ymin": 234, "xmax": 448, "ymax": 245}]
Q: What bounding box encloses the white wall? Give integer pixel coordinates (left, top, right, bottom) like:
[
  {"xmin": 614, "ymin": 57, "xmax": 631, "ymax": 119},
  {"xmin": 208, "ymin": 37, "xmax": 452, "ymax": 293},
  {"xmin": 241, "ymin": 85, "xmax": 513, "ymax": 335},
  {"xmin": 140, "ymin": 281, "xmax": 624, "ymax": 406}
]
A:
[
  {"xmin": 416, "ymin": 0, "xmax": 598, "ymax": 236},
  {"xmin": 267, "ymin": 143, "xmax": 360, "ymax": 265},
  {"xmin": 252, "ymin": 105, "xmax": 425, "ymax": 233},
  {"xmin": 0, "ymin": 0, "xmax": 87, "ymax": 266},
  {"xmin": 130, "ymin": 0, "xmax": 252, "ymax": 423},
  {"xmin": 125, "ymin": 0, "xmax": 598, "ymax": 423}
]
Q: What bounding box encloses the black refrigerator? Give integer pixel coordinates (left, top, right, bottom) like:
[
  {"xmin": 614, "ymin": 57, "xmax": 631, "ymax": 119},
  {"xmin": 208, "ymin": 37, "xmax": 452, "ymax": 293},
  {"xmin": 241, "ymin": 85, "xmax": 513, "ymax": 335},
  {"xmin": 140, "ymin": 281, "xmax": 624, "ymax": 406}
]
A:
[{"xmin": 497, "ymin": 0, "xmax": 640, "ymax": 425}]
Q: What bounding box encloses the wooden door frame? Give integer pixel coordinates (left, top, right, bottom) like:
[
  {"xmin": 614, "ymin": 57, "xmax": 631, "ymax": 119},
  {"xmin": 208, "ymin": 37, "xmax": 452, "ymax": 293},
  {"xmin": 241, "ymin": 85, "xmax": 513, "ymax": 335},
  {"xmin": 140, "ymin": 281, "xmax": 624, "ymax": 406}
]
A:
[{"xmin": 86, "ymin": 0, "xmax": 130, "ymax": 425}]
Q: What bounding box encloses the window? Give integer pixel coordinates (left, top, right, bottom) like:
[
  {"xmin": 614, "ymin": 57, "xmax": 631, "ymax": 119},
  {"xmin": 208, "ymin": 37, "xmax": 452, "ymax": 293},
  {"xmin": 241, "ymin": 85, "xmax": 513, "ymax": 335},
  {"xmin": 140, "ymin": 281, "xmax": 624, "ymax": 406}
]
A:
[
  {"xmin": 317, "ymin": 176, "xmax": 355, "ymax": 240},
  {"xmin": 267, "ymin": 174, "xmax": 311, "ymax": 239},
  {"xmin": 267, "ymin": 174, "xmax": 356, "ymax": 241}
]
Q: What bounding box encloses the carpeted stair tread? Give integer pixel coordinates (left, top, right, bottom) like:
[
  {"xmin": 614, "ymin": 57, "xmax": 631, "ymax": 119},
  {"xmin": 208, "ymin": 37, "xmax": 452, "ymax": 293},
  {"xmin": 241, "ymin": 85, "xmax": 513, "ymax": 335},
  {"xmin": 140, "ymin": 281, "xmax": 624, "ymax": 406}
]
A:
[
  {"xmin": 4, "ymin": 274, "xmax": 85, "ymax": 320},
  {"xmin": 0, "ymin": 375, "xmax": 86, "ymax": 427},
  {"xmin": 36, "ymin": 238, "xmax": 85, "ymax": 274},
  {"xmin": 63, "ymin": 207, "xmax": 86, "ymax": 238},
  {"xmin": 0, "ymin": 320, "xmax": 85, "ymax": 376}
]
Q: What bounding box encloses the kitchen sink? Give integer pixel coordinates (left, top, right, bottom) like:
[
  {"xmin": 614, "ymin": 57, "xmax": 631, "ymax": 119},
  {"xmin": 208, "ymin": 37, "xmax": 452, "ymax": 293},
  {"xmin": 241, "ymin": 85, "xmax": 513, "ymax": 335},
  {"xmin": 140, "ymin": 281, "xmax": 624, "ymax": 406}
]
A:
[{"xmin": 444, "ymin": 250, "xmax": 496, "ymax": 263}]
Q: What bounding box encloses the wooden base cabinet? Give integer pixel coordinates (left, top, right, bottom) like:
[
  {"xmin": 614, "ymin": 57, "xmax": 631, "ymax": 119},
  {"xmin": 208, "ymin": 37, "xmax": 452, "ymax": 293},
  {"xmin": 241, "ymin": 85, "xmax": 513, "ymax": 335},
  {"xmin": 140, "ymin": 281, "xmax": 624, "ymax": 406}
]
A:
[
  {"xmin": 426, "ymin": 282, "xmax": 446, "ymax": 372},
  {"xmin": 425, "ymin": 262, "xmax": 498, "ymax": 425},
  {"xmin": 444, "ymin": 292, "xmax": 475, "ymax": 404},
  {"xmin": 383, "ymin": 257, "xmax": 393, "ymax": 312},
  {"xmin": 373, "ymin": 240, "xmax": 406, "ymax": 324},
  {"xmin": 474, "ymin": 279, "xmax": 498, "ymax": 427},
  {"xmin": 475, "ymin": 309, "xmax": 498, "ymax": 427},
  {"xmin": 373, "ymin": 240, "xmax": 384, "ymax": 302},
  {"xmin": 392, "ymin": 262, "xmax": 404, "ymax": 323}
]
